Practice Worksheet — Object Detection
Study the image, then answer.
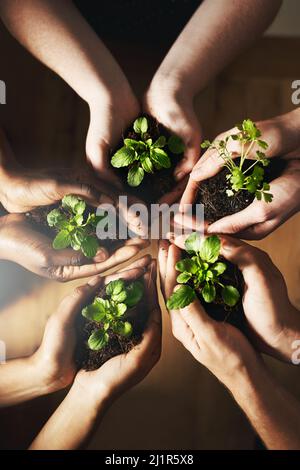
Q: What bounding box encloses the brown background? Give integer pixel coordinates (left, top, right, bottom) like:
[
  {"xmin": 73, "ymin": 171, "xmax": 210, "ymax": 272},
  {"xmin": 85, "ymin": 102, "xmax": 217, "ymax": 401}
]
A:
[{"xmin": 0, "ymin": 23, "xmax": 299, "ymax": 449}]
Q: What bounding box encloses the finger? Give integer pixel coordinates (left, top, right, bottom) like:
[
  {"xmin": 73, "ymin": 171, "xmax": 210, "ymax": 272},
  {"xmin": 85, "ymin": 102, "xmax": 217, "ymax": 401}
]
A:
[
  {"xmin": 104, "ymin": 254, "xmax": 152, "ymax": 284},
  {"xmin": 143, "ymin": 260, "xmax": 159, "ymax": 312},
  {"xmin": 157, "ymin": 176, "xmax": 188, "ymax": 205},
  {"xmin": 49, "ymin": 246, "xmax": 109, "ymax": 268},
  {"xmin": 179, "ymin": 295, "xmax": 215, "ymax": 338},
  {"xmin": 179, "ymin": 176, "xmax": 201, "ymax": 211},
  {"xmin": 174, "ymin": 212, "xmax": 207, "ymax": 233},
  {"xmin": 50, "ymin": 180, "xmax": 114, "ymax": 207},
  {"xmin": 237, "ymin": 218, "xmax": 281, "ymax": 240},
  {"xmin": 165, "ymin": 244, "xmax": 182, "ymax": 299},
  {"xmin": 174, "ymin": 142, "xmax": 201, "ymax": 181},
  {"xmin": 207, "ymin": 200, "xmax": 264, "ymax": 235},
  {"xmin": 158, "ymin": 239, "xmax": 170, "ymax": 298}
]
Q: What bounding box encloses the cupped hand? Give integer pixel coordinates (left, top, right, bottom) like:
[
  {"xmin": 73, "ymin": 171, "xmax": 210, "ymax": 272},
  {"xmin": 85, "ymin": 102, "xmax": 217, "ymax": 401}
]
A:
[
  {"xmin": 144, "ymin": 78, "xmax": 202, "ymax": 186},
  {"xmin": 86, "ymin": 93, "xmax": 140, "ymax": 187},
  {"xmin": 165, "ymin": 233, "xmax": 300, "ymax": 363},
  {"xmin": 73, "ymin": 257, "xmax": 161, "ymax": 404},
  {"xmin": 158, "ymin": 240, "xmax": 260, "ymax": 388},
  {"xmin": 0, "ymin": 213, "xmax": 149, "ymax": 281}
]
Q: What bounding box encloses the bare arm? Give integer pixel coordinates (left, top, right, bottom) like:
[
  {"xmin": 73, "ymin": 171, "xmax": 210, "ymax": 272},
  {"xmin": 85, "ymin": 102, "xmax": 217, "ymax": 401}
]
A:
[{"xmin": 153, "ymin": 0, "xmax": 282, "ymax": 96}]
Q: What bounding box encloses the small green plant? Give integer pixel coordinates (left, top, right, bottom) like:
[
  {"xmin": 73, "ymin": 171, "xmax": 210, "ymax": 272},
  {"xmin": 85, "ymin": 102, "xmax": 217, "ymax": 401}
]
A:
[
  {"xmin": 82, "ymin": 278, "xmax": 144, "ymax": 350},
  {"xmin": 111, "ymin": 116, "xmax": 185, "ymax": 187},
  {"xmin": 167, "ymin": 233, "xmax": 240, "ymax": 310},
  {"xmin": 201, "ymin": 119, "xmax": 273, "ymax": 202},
  {"xmin": 47, "ymin": 195, "xmax": 106, "ymax": 258}
]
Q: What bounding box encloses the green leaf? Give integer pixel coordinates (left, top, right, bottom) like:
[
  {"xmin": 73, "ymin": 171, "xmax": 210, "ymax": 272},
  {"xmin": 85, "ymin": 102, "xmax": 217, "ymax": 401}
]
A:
[
  {"xmin": 200, "ymin": 140, "xmax": 211, "ymax": 149},
  {"xmin": 150, "ymin": 148, "xmax": 171, "ymax": 169},
  {"xmin": 106, "ymin": 279, "xmax": 126, "ymax": 297},
  {"xmin": 202, "ymin": 283, "xmax": 216, "ymax": 303},
  {"xmin": 81, "ymin": 236, "xmax": 99, "ymax": 258},
  {"xmin": 82, "ymin": 298, "xmax": 107, "ymax": 322},
  {"xmin": 88, "ymin": 330, "xmax": 109, "ymax": 350},
  {"xmin": 222, "ymin": 285, "xmax": 240, "ymax": 307},
  {"xmin": 212, "ymin": 262, "xmax": 227, "ymax": 275},
  {"xmin": 111, "ymin": 146, "xmax": 136, "ymax": 168},
  {"xmin": 177, "ymin": 272, "xmax": 192, "ymax": 283},
  {"xmin": 124, "ymin": 138, "xmax": 145, "ymax": 150},
  {"xmin": 140, "ymin": 153, "xmax": 154, "ymax": 173},
  {"xmin": 242, "ymin": 119, "xmax": 260, "ymax": 140},
  {"xmin": 258, "ymin": 139, "xmax": 268, "ymax": 150},
  {"xmin": 113, "ymin": 321, "xmax": 133, "ymax": 337},
  {"xmin": 125, "ymin": 280, "xmax": 144, "ymax": 307},
  {"xmin": 116, "ymin": 303, "xmax": 127, "ymax": 317},
  {"xmin": 262, "ymin": 191, "xmax": 273, "ymax": 203},
  {"xmin": 168, "ymin": 135, "xmax": 185, "ymax": 154},
  {"xmin": 127, "ymin": 165, "xmax": 144, "ymax": 187},
  {"xmin": 153, "ymin": 136, "xmax": 166, "ymax": 148},
  {"xmin": 53, "ymin": 229, "xmax": 71, "ymax": 250},
  {"xmin": 111, "ymin": 290, "xmax": 127, "ymax": 303},
  {"xmin": 47, "ymin": 209, "xmax": 67, "ymax": 228},
  {"xmin": 175, "ymin": 258, "xmax": 198, "ymax": 274},
  {"xmin": 133, "ymin": 117, "xmax": 148, "ymax": 134},
  {"xmin": 62, "ymin": 195, "xmax": 85, "ymax": 214},
  {"xmin": 184, "ymin": 232, "xmax": 202, "ymax": 254},
  {"xmin": 74, "ymin": 200, "xmax": 86, "ymax": 215},
  {"xmin": 166, "ymin": 285, "xmax": 196, "ymax": 310},
  {"xmin": 199, "ymin": 236, "xmax": 221, "ymax": 263}
]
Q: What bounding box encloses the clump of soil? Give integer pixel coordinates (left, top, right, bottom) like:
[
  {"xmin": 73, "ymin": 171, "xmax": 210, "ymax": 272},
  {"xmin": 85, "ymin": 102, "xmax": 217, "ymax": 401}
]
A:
[
  {"xmin": 113, "ymin": 115, "xmax": 183, "ymax": 204},
  {"xmin": 26, "ymin": 203, "xmax": 121, "ymax": 253},
  {"xmin": 195, "ymin": 158, "xmax": 287, "ymax": 223},
  {"xmin": 74, "ymin": 283, "xmax": 149, "ymax": 370},
  {"xmin": 198, "ymin": 258, "xmax": 246, "ymax": 332}
]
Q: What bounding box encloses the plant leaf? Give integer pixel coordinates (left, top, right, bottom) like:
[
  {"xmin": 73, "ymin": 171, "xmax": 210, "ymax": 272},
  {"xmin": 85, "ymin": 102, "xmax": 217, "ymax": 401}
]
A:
[
  {"xmin": 111, "ymin": 146, "xmax": 136, "ymax": 168},
  {"xmin": 153, "ymin": 136, "xmax": 166, "ymax": 148},
  {"xmin": 199, "ymin": 235, "xmax": 221, "ymax": 263},
  {"xmin": 106, "ymin": 279, "xmax": 126, "ymax": 297},
  {"xmin": 133, "ymin": 117, "xmax": 148, "ymax": 134},
  {"xmin": 127, "ymin": 165, "xmax": 144, "ymax": 187},
  {"xmin": 150, "ymin": 148, "xmax": 171, "ymax": 168},
  {"xmin": 175, "ymin": 258, "xmax": 198, "ymax": 274},
  {"xmin": 47, "ymin": 209, "xmax": 67, "ymax": 228},
  {"xmin": 82, "ymin": 299, "xmax": 107, "ymax": 322},
  {"xmin": 212, "ymin": 262, "xmax": 227, "ymax": 275},
  {"xmin": 168, "ymin": 135, "xmax": 185, "ymax": 154},
  {"xmin": 62, "ymin": 195, "xmax": 84, "ymax": 214},
  {"xmin": 140, "ymin": 153, "xmax": 154, "ymax": 173},
  {"xmin": 88, "ymin": 330, "xmax": 109, "ymax": 350},
  {"xmin": 53, "ymin": 229, "xmax": 71, "ymax": 250},
  {"xmin": 202, "ymin": 283, "xmax": 216, "ymax": 303},
  {"xmin": 116, "ymin": 303, "xmax": 127, "ymax": 317},
  {"xmin": 124, "ymin": 138, "xmax": 145, "ymax": 150},
  {"xmin": 113, "ymin": 321, "xmax": 133, "ymax": 337},
  {"xmin": 81, "ymin": 236, "xmax": 99, "ymax": 258},
  {"xmin": 222, "ymin": 285, "xmax": 240, "ymax": 307},
  {"xmin": 177, "ymin": 272, "xmax": 192, "ymax": 283},
  {"xmin": 125, "ymin": 280, "xmax": 144, "ymax": 307},
  {"xmin": 184, "ymin": 232, "xmax": 202, "ymax": 254},
  {"xmin": 111, "ymin": 290, "xmax": 127, "ymax": 303},
  {"xmin": 167, "ymin": 285, "xmax": 196, "ymax": 310}
]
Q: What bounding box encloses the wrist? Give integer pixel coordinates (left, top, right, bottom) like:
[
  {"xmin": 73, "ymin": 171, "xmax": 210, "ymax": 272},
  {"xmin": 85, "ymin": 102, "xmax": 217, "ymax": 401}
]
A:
[
  {"xmin": 72, "ymin": 376, "xmax": 113, "ymax": 414},
  {"xmin": 147, "ymin": 74, "xmax": 194, "ymax": 102}
]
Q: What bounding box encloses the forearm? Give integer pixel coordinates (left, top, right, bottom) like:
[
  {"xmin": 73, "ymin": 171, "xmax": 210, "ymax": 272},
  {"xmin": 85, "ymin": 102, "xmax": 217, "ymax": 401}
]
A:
[
  {"xmin": 0, "ymin": 0, "xmax": 132, "ymax": 105},
  {"xmin": 228, "ymin": 361, "xmax": 300, "ymax": 449},
  {"xmin": 0, "ymin": 355, "xmax": 49, "ymax": 407},
  {"xmin": 153, "ymin": 0, "xmax": 282, "ymax": 97},
  {"xmin": 29, "ymin": 383, "xmax": 110, "ymax": 450}
]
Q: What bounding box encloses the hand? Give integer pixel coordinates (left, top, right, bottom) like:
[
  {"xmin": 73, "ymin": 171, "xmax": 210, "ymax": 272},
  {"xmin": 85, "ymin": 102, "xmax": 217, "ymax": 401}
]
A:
[
  {"xmin": 180, "ymin": 109, "xmax": 300, "ymax": 238},
  {"xmin": 73, "ymin": 257, "xmax": 161, "ymax": 405},
  {"xmin": 86, "ymin": 92, "xmax": 140, "ymax": 187},
  {"xmin": 165, "ymin": 233, "xmax": 300, "ymax": 363},
  {"xmin": 158, "ymin": 240, "xmax": 260, "ymax": 388},
  {"xmin": 0, "ymin": 213, "xmax": 149, "ymax": 281},
  {"xmin": 144, "ymin": 77, "xmax": 201, "ymax": 189}
]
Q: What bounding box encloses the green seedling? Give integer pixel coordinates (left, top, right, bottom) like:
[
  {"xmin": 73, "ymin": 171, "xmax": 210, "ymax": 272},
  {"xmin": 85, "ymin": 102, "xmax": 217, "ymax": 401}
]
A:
[
  {"xmin": 47, "ymin": 194, "xmax": 106, "ymax": 258},
  {"xmin": 82, "ymin": 278, "xmax": 144, "ymax": 350},
  {"xmin": 167, "ymin": 233, "xmax": 240, "ymax": 310},
  {"xmin": 201, "ymin": 119, "xmax": 273, "ymax": 202},
  {"xmin": 111, "ymin": 116, "xmax": 185, "ymax": 187}
]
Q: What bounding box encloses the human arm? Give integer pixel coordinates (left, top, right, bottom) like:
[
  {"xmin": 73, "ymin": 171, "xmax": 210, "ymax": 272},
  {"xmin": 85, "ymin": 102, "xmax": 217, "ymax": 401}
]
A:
[
  {"xmin": 158, "ymin": 240, "xmax": 300, "ymax": 450},
  {"xmin": 29, "ymin": 258, "xmax": 161, "ymax": 450},
  {"xmin": 0, "ymin": 0, "xmax": 139, "ymax": 180},
  {"xmin": 144, "ymin": 0, "xmax": 282, "ymax": 181}
]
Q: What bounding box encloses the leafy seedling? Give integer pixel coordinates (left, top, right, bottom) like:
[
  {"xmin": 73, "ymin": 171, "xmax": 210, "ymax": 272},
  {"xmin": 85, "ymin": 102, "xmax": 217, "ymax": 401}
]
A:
[
  {"xmin": 82, "ymin": 278, "xmax": 144, "ymax": 350},
  {"xmin": 111, "ymin": 116, "xmax": 185, "ymax": 187},
  {"xmin": 47, "ymin": 195, "xmax": 106, "ymax": 258},
  {"xmin": 201, "ymin": 119, "xmax": 273, "ymax": 202},
  {"xmin": 167, "ymin": 233, "xmax": 240, "ymax": 311}
]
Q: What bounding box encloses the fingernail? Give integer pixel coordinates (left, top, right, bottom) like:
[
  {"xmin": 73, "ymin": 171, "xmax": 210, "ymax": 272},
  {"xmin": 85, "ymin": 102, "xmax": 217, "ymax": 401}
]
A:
[
  {"xmin": 175, "ymin": 171, "xmax": 185, "ymax": 181},
  {"xmin": 207, "ymin": 223, "xmax": 220, "ymax": 234},
  {"xmin": 94, "ymin": 248, "xmax": 109, "ymax": 262}
]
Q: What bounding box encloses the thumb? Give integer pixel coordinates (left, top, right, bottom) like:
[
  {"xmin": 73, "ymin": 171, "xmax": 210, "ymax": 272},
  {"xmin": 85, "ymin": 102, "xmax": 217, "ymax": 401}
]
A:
[
  {"xmin": 179, "ymin": 293, "xmax": 215, "ymax": 337},
  {"xmin": 207, "ymin": 200, "xmax": 263, "ymax": 235}
]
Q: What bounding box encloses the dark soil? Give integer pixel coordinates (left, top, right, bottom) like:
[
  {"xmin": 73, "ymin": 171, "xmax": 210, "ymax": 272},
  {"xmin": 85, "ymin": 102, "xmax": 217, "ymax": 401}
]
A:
[
  {"xmin": 26, "ymin": 203, "xmax": 121, "ymax": 253},
  {"xmin": 188, "ymin": 255, "xmax": 246, "ymax": 331},
  {"xmin": 74, "ymin": 282, "xmax": 149, "ymax": 370},
  {"xmin": 195, "ymin": 158, "xmax": 287, "ymax": 223},
  {"xmin": 112, "ymin": 115, "xmax": 183, "ymax": 204}
]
